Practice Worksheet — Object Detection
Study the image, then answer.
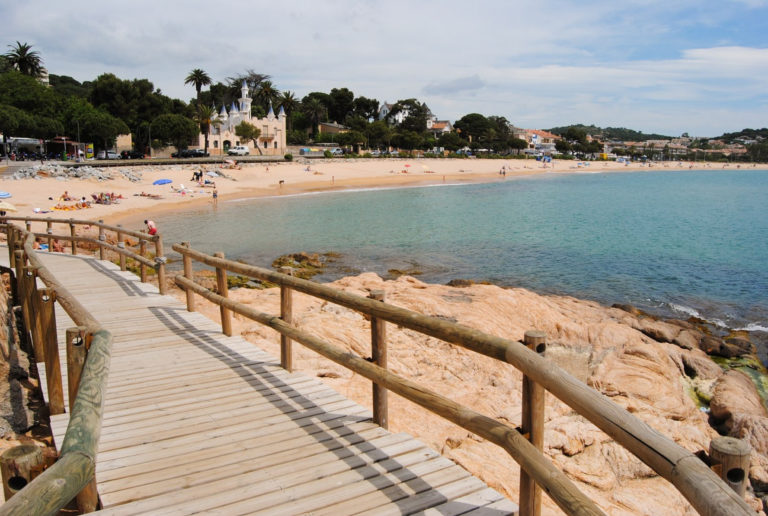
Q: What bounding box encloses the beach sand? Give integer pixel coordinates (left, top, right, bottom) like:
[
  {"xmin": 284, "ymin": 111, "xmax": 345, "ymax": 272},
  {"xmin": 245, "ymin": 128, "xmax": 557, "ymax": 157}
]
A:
[{"xmin": 4, "ymin": 157, "xmax": 764, "ymax": 231}]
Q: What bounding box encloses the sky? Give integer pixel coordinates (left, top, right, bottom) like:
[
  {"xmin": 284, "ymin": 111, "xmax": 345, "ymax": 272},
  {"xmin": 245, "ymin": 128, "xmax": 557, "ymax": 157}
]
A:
[{"xmin": 2, "ymin": 0, "xmax": 768, "ymax": 137}]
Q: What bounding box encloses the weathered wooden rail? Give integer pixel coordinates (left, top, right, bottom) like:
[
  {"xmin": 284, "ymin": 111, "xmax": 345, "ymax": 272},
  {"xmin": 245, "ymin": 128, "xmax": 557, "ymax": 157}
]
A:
[
  {"xmin": 173, "ymin": 242, "xmax": 757, "ymax": 516},
  {"xmin": 0, "ymin": 222, "xmax": 113, "ymax": 514},
  {"xmin": 0, "ymin": 217, "xmax": 756, "ymax": 515}
]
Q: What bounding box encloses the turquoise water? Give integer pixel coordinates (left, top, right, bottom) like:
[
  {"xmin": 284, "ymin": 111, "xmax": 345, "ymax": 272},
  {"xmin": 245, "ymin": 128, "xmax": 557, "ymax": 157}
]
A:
[{"xmin": 160, "ymin": 168, "xmax": 768, "ymax": 339}]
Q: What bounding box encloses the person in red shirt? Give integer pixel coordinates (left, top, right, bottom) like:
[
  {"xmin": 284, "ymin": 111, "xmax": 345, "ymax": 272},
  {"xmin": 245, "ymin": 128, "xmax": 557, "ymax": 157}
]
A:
[{"xmin": 144, "ymin": 219, "xmax": 157, "ymax": 235}]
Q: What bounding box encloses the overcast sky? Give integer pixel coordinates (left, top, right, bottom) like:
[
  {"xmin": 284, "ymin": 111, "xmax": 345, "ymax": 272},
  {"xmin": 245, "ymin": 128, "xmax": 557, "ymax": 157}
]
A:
[{"xmin": 3, "ymin": 0, "xmax": 767, "ymax": 137}]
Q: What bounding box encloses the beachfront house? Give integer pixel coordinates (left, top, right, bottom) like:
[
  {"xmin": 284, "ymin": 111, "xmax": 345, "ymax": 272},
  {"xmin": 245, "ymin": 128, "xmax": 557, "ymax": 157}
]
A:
[
  {"xmin": 426, "ymin": 118, "xmax": 453, "ymax": 139},
  {"xmin": 203, "ymin": 81, "xmax": 287, "ymax": 156},
  {"xmin": 517, "ymin": 129, "xmax": 559, "ymax": 155}
]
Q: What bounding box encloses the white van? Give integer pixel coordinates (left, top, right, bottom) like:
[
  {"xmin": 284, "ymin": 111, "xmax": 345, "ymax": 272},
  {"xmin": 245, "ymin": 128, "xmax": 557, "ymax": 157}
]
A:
[{"xmin": 228, "ymin": 145, "xmax": 250, "ymax": 156}]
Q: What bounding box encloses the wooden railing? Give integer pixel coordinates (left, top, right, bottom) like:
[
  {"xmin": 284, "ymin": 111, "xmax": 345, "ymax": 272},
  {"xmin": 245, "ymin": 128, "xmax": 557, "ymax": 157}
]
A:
[
  {"xmin": 173, "ymin": 242, "xmax": 756, "ymax": 516},
  {"xmin": 4, "ymin": 216, "xmax": 166, "ymax": 295},
  {"xmin": 0, "ymin": 219, "xmax": 755, "ymax": 515},
  {"xmin": 0, "ymin": 222, "xmax": 114, "ymax": 515}
]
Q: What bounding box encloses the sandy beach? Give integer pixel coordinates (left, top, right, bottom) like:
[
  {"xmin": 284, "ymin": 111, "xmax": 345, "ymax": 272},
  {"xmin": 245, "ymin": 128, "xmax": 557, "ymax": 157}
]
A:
[{"xmin": 3, "ymin": 157, "xmax": 764, "ymax": 231}]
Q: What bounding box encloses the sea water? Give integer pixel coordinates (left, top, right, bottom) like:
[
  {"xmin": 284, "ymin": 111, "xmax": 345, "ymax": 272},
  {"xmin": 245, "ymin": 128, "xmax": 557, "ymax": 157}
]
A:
[{"xmin": 160, "ymin": 168, "xmax": 768, "ymax": 344}]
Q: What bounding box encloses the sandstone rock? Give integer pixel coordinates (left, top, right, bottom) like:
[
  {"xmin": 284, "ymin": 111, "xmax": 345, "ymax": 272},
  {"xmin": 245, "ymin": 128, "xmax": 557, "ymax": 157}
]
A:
[
  {"xmin": 632, "ymin": 318, "xmax": 681, "ymax": 343},
  {"xmin": 710, "ymin": 370, "xmax": 768, "ymax": 427},
  {"xmin": 590, "ymin": 341, "xmax": 697, "ymax": 420},
  {"xmin": 674, "ymin": 329, "xmax": 701, "ymax": 350},
  {"xmin": 701, "ymin": 335, "xmax": 753, "ymax": 358}
]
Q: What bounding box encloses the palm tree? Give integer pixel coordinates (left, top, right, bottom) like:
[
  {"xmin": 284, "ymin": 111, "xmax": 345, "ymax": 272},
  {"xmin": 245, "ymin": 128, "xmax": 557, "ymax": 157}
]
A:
[
  {"xmin": 255, "ymin": 80, "xmax": 280, "ymax": 113},
  {"xmin": 278, "ymin": 91, "xmax": 299, "ymax": 131},
  {"xmin": 303, "ymin": 98, "xmax": 326, "ymax": 139},
  {"xmin": 195, "ymin": 105, "xmax": 219, "ymax": 154},
  {"xmin": 184, "ymin": 69, "xmax": 211, "ymax": 103},
  {"xmin": 4, "ymin": 41, "xmax": 43, "ymax": 77}
]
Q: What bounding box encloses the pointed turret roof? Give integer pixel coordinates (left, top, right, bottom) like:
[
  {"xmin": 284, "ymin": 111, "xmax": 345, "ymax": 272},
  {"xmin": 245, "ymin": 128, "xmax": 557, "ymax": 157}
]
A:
[
  {"xmin": 278, "ymin": 105, "xmax": 286, "ymax": 117},
  {"xmin": 267, "ymin": 101, "xmax": 275, "ymax": 120}
]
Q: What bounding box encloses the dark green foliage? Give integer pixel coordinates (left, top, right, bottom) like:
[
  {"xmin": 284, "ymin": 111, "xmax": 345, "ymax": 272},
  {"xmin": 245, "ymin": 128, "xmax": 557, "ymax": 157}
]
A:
[
  {"xmin": 150, "ymin": 113, "xmax": 198, "ymax": 150},
  {"xmin": 547, "ymin": 124, "xmax": 672, "ymax": 142}
]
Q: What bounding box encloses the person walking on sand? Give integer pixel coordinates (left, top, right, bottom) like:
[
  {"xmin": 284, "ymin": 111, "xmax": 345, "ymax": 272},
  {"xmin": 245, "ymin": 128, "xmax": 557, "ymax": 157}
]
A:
[
  {"xmin": 145, "ymin": 219, "xmax": 157, "ymax": 236},
  {"xmin": 212, "ymin": 188, "xmax": 218, "ymax": 206}
]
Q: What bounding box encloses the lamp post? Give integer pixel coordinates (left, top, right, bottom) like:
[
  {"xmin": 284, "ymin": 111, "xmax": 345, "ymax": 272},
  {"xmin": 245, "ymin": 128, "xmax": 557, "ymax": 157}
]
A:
[
  {"xmin": 148, "ymin": 123, "xmax": 152, "ymax": 158},
  {"xmin": 76, "ymin": 121, "xmax": 81, "ymax": 162}
]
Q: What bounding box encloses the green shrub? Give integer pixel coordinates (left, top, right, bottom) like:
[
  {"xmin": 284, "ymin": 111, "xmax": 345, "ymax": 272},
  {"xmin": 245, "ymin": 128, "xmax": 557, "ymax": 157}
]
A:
[
  {"xmin": 323, "ymin": 150, "xmax": 333, "ymax": 158},
  {"xmin": 284, "ymin": 153, "xmax": 293, "ymax": 161}
]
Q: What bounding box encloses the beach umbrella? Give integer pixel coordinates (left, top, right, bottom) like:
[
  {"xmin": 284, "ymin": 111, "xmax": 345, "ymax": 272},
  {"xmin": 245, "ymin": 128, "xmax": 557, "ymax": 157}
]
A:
[
  {"xmin": 0, "ymin": 201, "xmax": 17, "ymax": 212},
  {"xmin": 153, "ymin": 179, "xmax": 172, "ymax": 186}
]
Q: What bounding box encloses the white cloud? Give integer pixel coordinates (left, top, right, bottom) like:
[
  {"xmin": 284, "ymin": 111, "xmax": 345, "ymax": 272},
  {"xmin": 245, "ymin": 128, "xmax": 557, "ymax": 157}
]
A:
[{"xmin": 1, "ymin": 0, "xmax": 767, "ymax": 134}]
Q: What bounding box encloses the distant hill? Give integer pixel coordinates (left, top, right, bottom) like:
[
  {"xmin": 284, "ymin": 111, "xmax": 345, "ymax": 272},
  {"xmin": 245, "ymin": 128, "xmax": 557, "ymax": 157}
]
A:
[
  {"xmin": 716, "ymin": 128, "xmax": 768, "ymax": 143},
  {"xmin": 547, "ymin": 124, "xmax": 673, "ymax": 141}
]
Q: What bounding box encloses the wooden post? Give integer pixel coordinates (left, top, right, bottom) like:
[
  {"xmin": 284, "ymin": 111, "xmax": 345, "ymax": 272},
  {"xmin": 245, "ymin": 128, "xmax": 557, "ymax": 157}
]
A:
[
  {"xmin": 710, "ymin": 437, "xmax": 751, "ymax": 498},
  {"xmin": 98, "ymin": 220, "xmax": 105, "ymax": 261},
  {"xmin": 155, "ymin": 235, "xmax": 167, "ymax": 295},
  {"xmin": 13, "ymin": 250, "xmax": 31, "ymax": 354},
  {"xmin": 139, "ymin": 239, "xmax": 148, "ymax": 283},
  {"xmin": 66, "ymin": 327, "xmax": 87, "ymax": 413},
  {"xmin": 519, "ymin": 330, "xmax": 547, "ymax": 516},
  {"xmin": 8, "ymin": 226, "xmax": 16, "ymax": 269},
  {"xmin": 46, "ymin": 218, "xmax": 53, "ymax": 252},
  {"xmin": 370, "ymin": 289, "xmax": 388, "ymax": 429},
  {"xmin": 214, "ymin": 252, "xmax": 232, "ymax": 336},
  {"xmin": 0, "ymin": 445, "xmax": 44, "ymax": 500},
  {"xmin": 279, "ymin": 266, "xmax": 293, "ymax": 371},
  {"xmin": 182, "ymin": 242, "xmax": 195, "ymax": 311},
  {"xmin": 69, "ymin": 219, "xmax": 77, "ymax": 255},
  {"xmin": 24, "ymin": 219, "xmax": 31, "ymax": 234},
  {"xmin": 38, "ymin": 288, "xmax": 63, "ymax": 415},
  {"xmin": 117, "ymin": 225, "xmax": 126, "ymax": 271},
  {"xmin": 23, "ymin": 266, "xmax": 45, "ymax": 363},
  {"xmin": 76, "ymin": 478, "xmax": 100, "ymax": 513}
]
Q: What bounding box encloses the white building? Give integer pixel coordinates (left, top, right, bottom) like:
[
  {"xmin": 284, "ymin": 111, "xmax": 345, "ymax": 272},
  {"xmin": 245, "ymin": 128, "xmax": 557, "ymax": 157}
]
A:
[{"xmin": 201, "ymin": 81, "xmax": 287, "ymax": 156}]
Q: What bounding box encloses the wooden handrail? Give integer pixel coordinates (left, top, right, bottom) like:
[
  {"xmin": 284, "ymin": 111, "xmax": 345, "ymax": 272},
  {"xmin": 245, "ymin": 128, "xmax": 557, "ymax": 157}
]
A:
[
  {"xmin": 0, "ymin": 227, "xmax": 113, "ymax": 515},
  {"xmin": 3, "ymin": 215, "xmax": 156, "ymax": 242},
  {"xmin": 3, "ymin": 216, "xmax": 166, "ymax": 295},
  {"xmin": 175, "ymin": 274, "xmax": 604, "ymax": 515},
  {"xmin": 172, "ymin": 243, "xmax": 755, "ymax": 516}
]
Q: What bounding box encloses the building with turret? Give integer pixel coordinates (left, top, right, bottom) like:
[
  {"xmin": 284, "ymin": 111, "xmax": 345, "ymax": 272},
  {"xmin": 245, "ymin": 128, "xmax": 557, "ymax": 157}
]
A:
[{"xmin": 200, "ymin": 81, "xmax": 286, "ymax": 156}]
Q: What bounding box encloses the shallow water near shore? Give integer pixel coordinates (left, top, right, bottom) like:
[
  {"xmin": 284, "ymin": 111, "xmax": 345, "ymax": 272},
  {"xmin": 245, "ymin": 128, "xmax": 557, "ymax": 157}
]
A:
[{"xmin": 160, "ymin": 168, "xmax": 768, "ymax": 356}]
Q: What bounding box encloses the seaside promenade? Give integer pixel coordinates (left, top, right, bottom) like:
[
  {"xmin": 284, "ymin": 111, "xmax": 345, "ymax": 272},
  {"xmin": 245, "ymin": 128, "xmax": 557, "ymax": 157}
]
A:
[{"xmin": 1, "ymin": 248, "xmax": 518, "ymax": 514}]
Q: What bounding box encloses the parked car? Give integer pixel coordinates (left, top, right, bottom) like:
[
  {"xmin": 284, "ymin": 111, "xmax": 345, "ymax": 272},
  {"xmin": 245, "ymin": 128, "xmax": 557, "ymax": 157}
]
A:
[
  {"xmin": 331, "ymin": 148, "xmax": 343, "ymax": 156},
  {"xmin": 228, "ymin": 145, "xmax": 249, "ymax": 156},
  {"xmin": 120, "ymin": 150, "xmax": 144, "ymax": 159},
  {"xmin": 188, "ymin": 148, "xmax": 209, "ymax": 157},
  {"xmin": 96, "ymin": 150, "xmax": 120, "ymax": 160}
]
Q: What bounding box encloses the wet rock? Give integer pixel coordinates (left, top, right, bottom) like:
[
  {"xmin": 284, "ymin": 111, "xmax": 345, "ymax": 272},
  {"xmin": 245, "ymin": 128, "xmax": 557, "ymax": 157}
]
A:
[
  {"xmin": 710, "ymin": 370, "xmax": 768, "ymax": 429},
  {"xmin": 634, "ymin": 318, "xmax": 681, "ymax": 343},
  {"xmin": 446, "ymin": 279, "xmax": 474, "ymax": 287},
  {"xmin": 701, "ymin": 335, "xmax": 754, "ymax": 358},
  {"xmin": 674, "ymin": 329, "xmax": 701, "ymax": 350},
  {"xmin": 611, "ymin": 303, "xmax": 642, "ymax": 315}
]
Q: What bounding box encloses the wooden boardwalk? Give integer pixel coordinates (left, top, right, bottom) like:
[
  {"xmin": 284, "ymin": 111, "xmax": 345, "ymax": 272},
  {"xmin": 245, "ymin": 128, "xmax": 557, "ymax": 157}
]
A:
[{"xmin": 12, "ymin": 251, "xmax": 517, "ymax": 515}]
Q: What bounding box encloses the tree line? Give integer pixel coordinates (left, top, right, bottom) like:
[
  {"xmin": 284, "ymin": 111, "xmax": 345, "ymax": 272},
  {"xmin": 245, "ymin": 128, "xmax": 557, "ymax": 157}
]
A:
[{"xmin": 2, "ymin": 41, "xmax": 767, "ymax": 160}]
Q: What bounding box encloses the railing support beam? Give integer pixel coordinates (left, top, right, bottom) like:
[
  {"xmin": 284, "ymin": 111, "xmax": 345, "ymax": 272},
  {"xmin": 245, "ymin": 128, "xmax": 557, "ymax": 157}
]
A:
[
  {"xmin": 520, "ymin": 330, "xmax": 547, "ymax": 516},
  {"xmin": 370, "ymin": 289, "xmax": 388, "ymax": 429},
  {"xmin": 279, "ymin": 267, "xmax": 293, "ymax": 371}
]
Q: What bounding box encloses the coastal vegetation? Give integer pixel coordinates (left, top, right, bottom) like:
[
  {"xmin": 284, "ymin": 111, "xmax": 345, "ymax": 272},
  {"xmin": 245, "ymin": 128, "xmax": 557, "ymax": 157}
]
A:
[{"xmin": 1, "ymin": 41, "xmax": 767, "ymax": 161}]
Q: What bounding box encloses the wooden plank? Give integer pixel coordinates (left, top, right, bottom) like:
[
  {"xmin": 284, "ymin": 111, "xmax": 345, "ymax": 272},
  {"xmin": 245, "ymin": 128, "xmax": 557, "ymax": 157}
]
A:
[{"xmin": 100, "ymin": 432, "xmax": 424, "ymax": 508}]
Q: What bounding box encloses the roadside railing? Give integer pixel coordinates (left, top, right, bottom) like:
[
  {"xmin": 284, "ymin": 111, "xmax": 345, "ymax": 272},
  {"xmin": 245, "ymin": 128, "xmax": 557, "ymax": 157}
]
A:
[
  {"xmin": 173, "ymin": 242, "xmax": 756, "ymax": 516},
  {"xmin": 0, "ymin": 222, "xmax": 114, "ymax": 515}
]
